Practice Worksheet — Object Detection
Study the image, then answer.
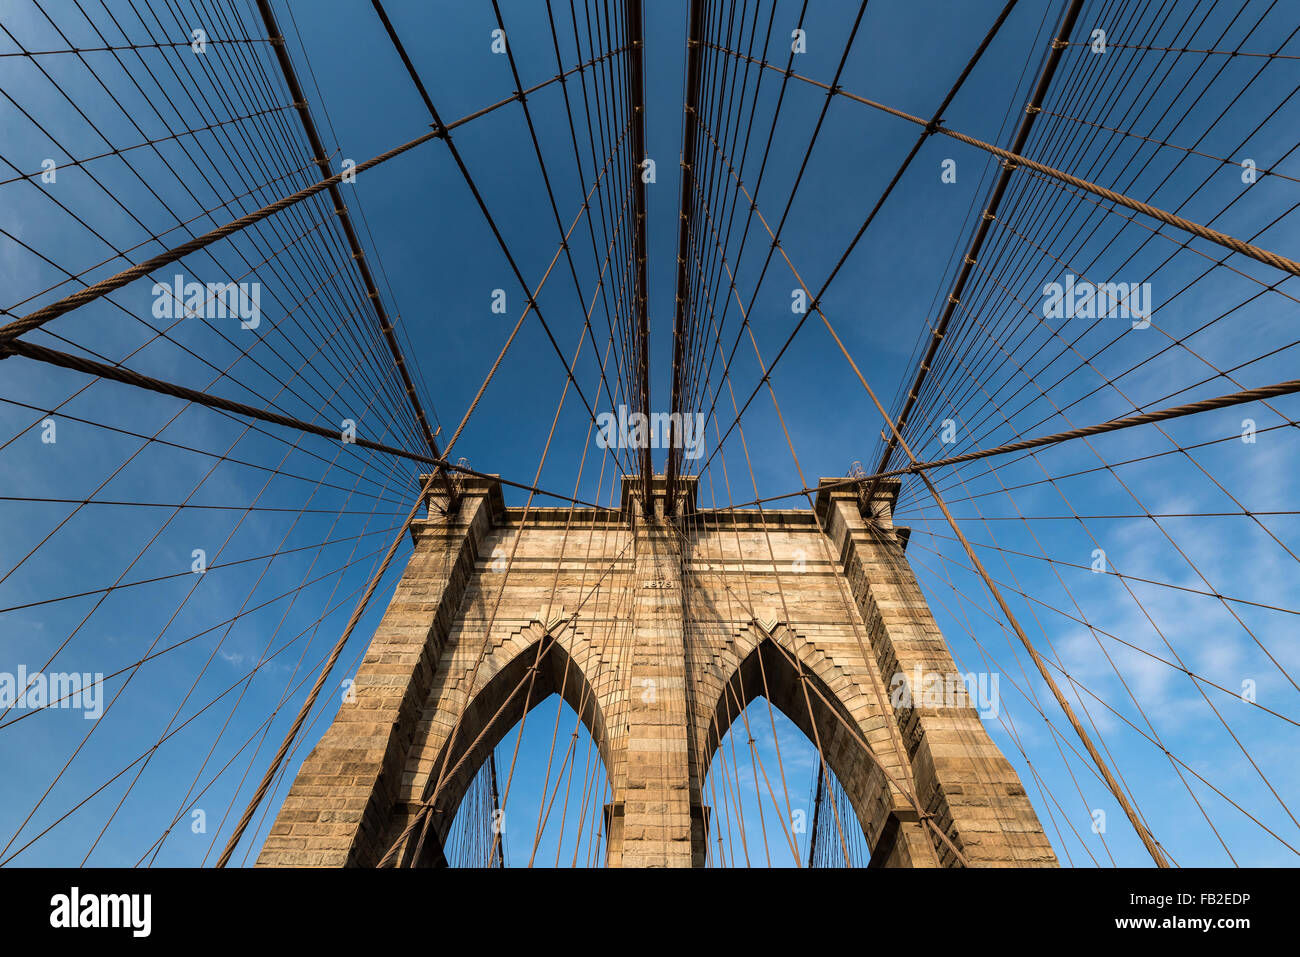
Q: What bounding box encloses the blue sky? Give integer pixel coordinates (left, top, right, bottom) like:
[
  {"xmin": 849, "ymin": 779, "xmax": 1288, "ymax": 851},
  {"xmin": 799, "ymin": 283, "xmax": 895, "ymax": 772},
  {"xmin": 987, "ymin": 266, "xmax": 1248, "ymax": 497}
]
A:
[{"xmin": 0, "ymin": 0, "xmax": 1297, "ymax": 867}]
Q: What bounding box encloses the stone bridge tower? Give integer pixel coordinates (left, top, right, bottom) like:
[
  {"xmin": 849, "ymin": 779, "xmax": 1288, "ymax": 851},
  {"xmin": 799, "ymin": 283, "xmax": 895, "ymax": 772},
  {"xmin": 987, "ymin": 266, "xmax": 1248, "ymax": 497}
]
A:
[{"xmin": 257, "ymin": 474, "xmax": 1056, "ymax": 868}]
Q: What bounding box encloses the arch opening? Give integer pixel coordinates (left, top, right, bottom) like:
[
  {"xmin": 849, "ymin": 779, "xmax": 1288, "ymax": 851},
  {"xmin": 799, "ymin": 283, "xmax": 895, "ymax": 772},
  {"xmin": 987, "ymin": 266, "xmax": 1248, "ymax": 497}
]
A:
[
  {"xmin": 443, "ymin": 693, "xmax": 613, "ymax": 867},
  {"xmin": 700, "ymin": 634, "xmax": 894, "ymax": 867},
  {"xmin": 703, "ymin": 695, "xmax": 874, "ymax": 867},
  {"xmin": 400, "ymin": 630, "xmax": 613, "ymax": 868}
]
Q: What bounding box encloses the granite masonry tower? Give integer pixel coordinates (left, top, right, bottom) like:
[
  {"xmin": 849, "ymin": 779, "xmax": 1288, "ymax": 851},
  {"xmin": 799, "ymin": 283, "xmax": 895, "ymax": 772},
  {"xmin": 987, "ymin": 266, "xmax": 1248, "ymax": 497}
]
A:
[{"xmin": 258, "ymin": 474, "xmax": 1056, "ymax": 867}]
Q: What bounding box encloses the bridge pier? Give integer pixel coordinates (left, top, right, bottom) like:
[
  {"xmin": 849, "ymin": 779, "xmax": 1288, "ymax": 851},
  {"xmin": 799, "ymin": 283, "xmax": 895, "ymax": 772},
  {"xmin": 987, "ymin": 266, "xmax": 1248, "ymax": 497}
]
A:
[{"xmin": 257, "ymin": 474, "xmax": 1055, "ymax": 868}]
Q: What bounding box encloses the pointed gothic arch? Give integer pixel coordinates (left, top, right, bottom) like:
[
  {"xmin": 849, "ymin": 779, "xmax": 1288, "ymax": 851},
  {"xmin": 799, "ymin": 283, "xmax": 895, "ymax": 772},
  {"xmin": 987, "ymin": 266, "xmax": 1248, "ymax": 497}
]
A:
[
  {"xmin": 381, "ymin": 619, "xmax": 615, "ymax": 866},
  {"xmin": 699, "ymin": 622, "xmax": 902, "ymax": 864}
]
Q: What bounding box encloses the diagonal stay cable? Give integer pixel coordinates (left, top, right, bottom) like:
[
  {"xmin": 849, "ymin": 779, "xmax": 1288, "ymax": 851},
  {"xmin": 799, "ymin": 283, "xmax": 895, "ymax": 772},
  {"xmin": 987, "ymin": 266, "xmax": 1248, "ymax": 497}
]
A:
[
  {"xmin": 0, "ymin": 337, "xmax": 610, "ymax": 509},
  {"xmin": 0, "ymin": 42, "xmax": 626, "ymax": 350},
  {"xmin": 689, "ymin": 0, "xmax": 1032, "ymax": 477},
  {"xmin": 369, "ymin": 0, "xmax": 611, "ymax": 454}
]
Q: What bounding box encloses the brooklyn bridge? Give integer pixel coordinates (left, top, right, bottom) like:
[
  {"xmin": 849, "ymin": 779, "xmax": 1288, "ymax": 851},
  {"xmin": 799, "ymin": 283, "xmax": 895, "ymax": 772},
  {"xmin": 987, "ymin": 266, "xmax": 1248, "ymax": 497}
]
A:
[{"xmin": 0, "ymin": 0, "xmax": 1296, "ymax": 869}]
